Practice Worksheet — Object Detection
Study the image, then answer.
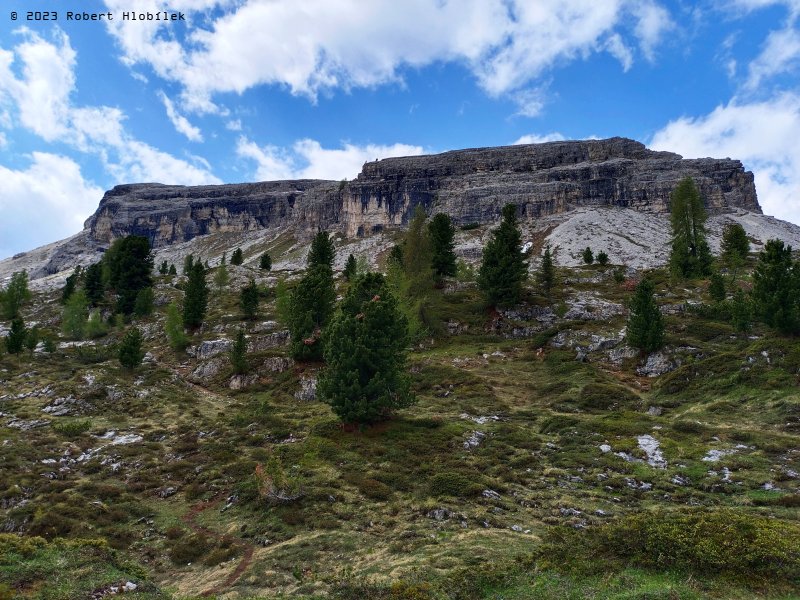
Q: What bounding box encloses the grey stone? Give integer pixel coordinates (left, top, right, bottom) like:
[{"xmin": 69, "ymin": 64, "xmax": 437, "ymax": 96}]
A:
[
  {"xmin": 636, "ymin": 351, "xmax": 678, "ymax": 377},
  {"xmin": 193, "ymin": 339, "xmax": 232, "ymax": 360},
  {"xmin": 295, "ymin": 376, "xmax": 317, "ymax": 401}
]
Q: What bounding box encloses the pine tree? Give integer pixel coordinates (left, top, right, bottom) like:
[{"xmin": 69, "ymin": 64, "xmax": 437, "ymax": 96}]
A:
[
  {"xmin": 165, "ymin": 301, "xmax": 189, "ymax": 351},
  {"xmin": 24, "ymin": 326, "xmax": 39, "ymax": 356},
  {"xmin": 388, "ymin": 244, "xmax": 404, "ymax": 266},
  {"xmin": 61, "ymin": 268, "xmax": 80, "ymax": 304},
  {"xmin": 709, "ymin": 271, "xmax": 726, "ymax": 303},
  {"xmin": 168, "ymin": 264, "xmax": 177, "ymax": 276},
  {"xmin": 183, "ymin": 262, "xmax": 208, "ymax": 330},
  {"xmin": 103, "ymin": 236, "xmax": 153, "ymax": 314},
  {"xmin": 240, "ymin": 279, "xmax": 260, "ymax": 320},
  {"xmin": 597, "ymin": 250, "xmax": 610, "ymax": 266},
  {"xmin": 402, "ymin": 206, "xmax": 435, "ymax": 300},
  {"xmin": 428, "ymin": 213, "xmax": 457, "ymax": 278},
  {"xmin": 5, "ymin": 317, "xmax": 26, "ymax": 355},
  {"xmin": 626, "ymin": 278, "xmax": 665, "ymax": 352},
  {"xmin": 183, "ymin": 254, "xmax": 194, "ymax": 275},
  {"xmin": 214, "ymin": 261, "xmax": 230, "ymax": 292},
  {"xmin": 582, "ymin": 247, "xmax": 594, "ymax": 265},
  {"xmin": 84, "ymin": 262, "xmax": 105, "ymax": 306},
  {"xmin": 343, "ymin": 254, "xmax": 357, "ymax": 281},
  {"xmin": 62, "ymin": 290, "xmax": 88, "ymax": 340},
  {"xmin": 259, "ymin": 252, "xmax": 272, "ymax": 271},
  {"xmin": 669, "ymin": 177, "xmax": 712, "ymax": 278},
  {"xmin": 721, "ymin": 222, "xmax": 750, "ymax": 283},
  {"xmin": 751, "ymin": 239, "xmax": 800, "ymax": 334},
  {"xmin": 2, "ymin": 271, "xmax": 31, "ymax": 319},
  {"xmin": 287, "ymin": 266, "xmax": 335, "ymax": 361},
  {"xmin": 118, "ymin": 327, "xmax": 144, "ymax": 369},
  {"xmin": 318, "ymin": 273, "xmax": 414, "ymax": 424},
  {"xmin": 477, "ymin": 204, "xmax": 527, "ymax": 307},
  {"xmin": 159, "ymin": 260, "xmax": 169, "ymax": 275},
  {"xmin": 308, "ymin": 231, "xmax": 335, "ymax": 269},
  {"xmin": 230, "ymin": 329, "xmax": 249, "ymax": 375},
  {"xmin": 231, "ymin": 248, "xmax": 244, "ymax": 266},
  {"xmin": 133, "ymin": 287, "xmax": 154, "ymax": 317},
  {"xmin": 537, "ymin": 246, "xmax": 555, "ymax": 297},
  {"xmin": 85, "ymin": 310, "xmax": 108, "ymax": 338},
  {"xmin": 730, "ymin": 289, "xmax": 752, "ymax": 332}
]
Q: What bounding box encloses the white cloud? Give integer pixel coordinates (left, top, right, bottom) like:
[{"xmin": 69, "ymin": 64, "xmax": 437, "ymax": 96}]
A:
[
  {"xmin": 513, "ymin": 132, "xmax": 566, "ymax": 145},
  {"xmin": 650, "ymin": 93, "xmax": 800, "ymax": 225},
  {"xmin": 157, "ymin": 90, "xmax": 203, "ymax": 142},
  {"xmin": 225, "ymin": 119, "xmax": 242, "ymax": 131},
  {"xmin": 237, "ymin": 137, "xmax": 424, "ymax": 181},
  {"xmin": 0, "ymin": 28, "xmax": 219, "ymax": 186},
  {"xmin": 0, "ymin": 153, "xmax": 103, "ymax": 258},
  {"xmin": 101, "ymin": 0, "xmax": 671, "ymax": 110},
  {"xmin": 745, "ymin": 26, "xmax": 800, "ymax": 89}
]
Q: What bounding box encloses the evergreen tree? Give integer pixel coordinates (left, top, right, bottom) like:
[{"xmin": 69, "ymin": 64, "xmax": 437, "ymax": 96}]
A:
[
  {"xmin": 582, "ymin": 247, "xmax": 594, "ymax": 264},
  {"xmin": 721, "ymin": 222, "xmax": 750, "ymax": 283},
  {"xmin": 103, "ymin": 236, "xmax": 153, "ymax": 314},
  {"xmin": 240, "ymin": 279, "xmax": 260, "ymax": 320},
  {"xmin": 388, "ymin": 244, "xmax": 404, "ymax": 266},
  {"xmin": 61, "ymin": 268, "xmax": 80, "ymax": 304},
  {"xmin": 343, "ymin": 254, "xmax": 357, "ymax": 281},
  {"xmin": 85, "ymin": 310, "xmax": 108, "ymax": 338},
  {"xmin": 230, "ymin": 329, "xmax": 249, "ymax": 375},
  {"xmin": 751, "ymin": 239, "xmax": 800, "ymax": 334},
  {"xmin": 428, "ymin": 213, "xmax": 457, "ymax": 277},
  {"xmin": 183, "ymin": 262, "xmax": 208, "ymax": 330},
  {"xmin": 118, "ymin": 327, "xmax": 144, "ymax": 369},
  {"xmin": 709, "ymin": 271, "xmax": 726, "ymax": 303},
  {"xmin": 318, "ymin": 273, "xmax": 414, "ymax": 424},
  {"xmin": 214, "ymin": 261, "xmax": 230, "ymax": 292},
  {"xmin": 165, "ymin": 301, "xmax": 189, "ymax": 351},
  {"xmin": 597, "ymin": 250, "xmax": 610, "ymax": 266},
  {"xmin": 159, "ymin": 260, "xmax": 169, "ymax": 275},
  {"xmin": 287, "ymin": 266, "xmax": 335, "ymax": 361},
  {"xmin": 307, "ymin": 231, "xmax": 335, "ymax": 269},
  {"xmin": 2, "ymin": 271, "xmax": 31, "ymax": 320},
  {"xmin": 5, "ymin": 317, "xmax": 26, "ymax": 355},
  {"xmin": 626, "ymin": 278, "xmax": 665, "ymax": 352},
  {"xmin": 231, "ymin": 248, "xmax": 244, "ymax": 266},
  {"xmin": 133, "ymin": 287, "xmax": 154, "ymax": 317},
  {"xmin": 669, "ymin": 177, "xmax": 712, "ymax": 278},
  {"xmin": 537, "ymin": 245, "xmax": 555, "ymax": 297},
  {"xmin": 183, "ymin": 254, "xmax": 195, "ymax": 275},
  {"xmin": 259, "ymin": 252, "xmax": 272, "ymax": 271},
  {"xmin": 168, "ymin": 264, "xmax": 177, "ymax": 276},
  {"xmin": 61, "ymin": 290, "xmax": 89, "ymax": 340},
  {"xmin": 477, "ymin": 204, "xmax": 527, "ymax": 307},
  {"xmin": 730, "ymin": 289, "xmax": 752, "ymax": 332},
  {"xmin": 84, "ymin": 262, "xmax": 105, "ymax": 306},
  {"xmin": 24, "ymin": 326, "xmax": 39, "ymax": 356},
  {"xmin": 402, "ymin": 206, "xmax": 435, "ymax": 299}
]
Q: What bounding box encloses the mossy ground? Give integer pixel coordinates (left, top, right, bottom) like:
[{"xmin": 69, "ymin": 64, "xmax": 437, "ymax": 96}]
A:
[{"xmin": 1, "ymin": 261, "xmax": 798, "ymax": 599}]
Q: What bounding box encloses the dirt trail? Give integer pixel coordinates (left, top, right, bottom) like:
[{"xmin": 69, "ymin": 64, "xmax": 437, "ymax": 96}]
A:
[{"xmin": 180, "ymin": 493, "xmax": 257, "ymax": 597}]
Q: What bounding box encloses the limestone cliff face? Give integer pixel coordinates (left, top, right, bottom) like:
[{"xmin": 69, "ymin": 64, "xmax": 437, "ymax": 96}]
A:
[{"xmin": 82, "ymin": 137, "xmax": 759, "ymax": 248}]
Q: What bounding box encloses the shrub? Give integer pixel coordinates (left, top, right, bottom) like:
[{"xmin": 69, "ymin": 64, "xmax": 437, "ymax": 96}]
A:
[
  {"xmin": 578, "ymin": 383, "xmax": 639, "ymax": 411},
  {"xmin": 427, "ymin": 472, "xmax": 480, "ymax": 497},
  {"xmin": 118, "ymin": 327, "xmax": 144, "ymax": 369},
  {"xmin": 582, "ymin": 247, "xmax": 594, "ymax": 264},
  {"xmin": 53, "ymin": 419, "xmax": 92, "ymax": 437}
]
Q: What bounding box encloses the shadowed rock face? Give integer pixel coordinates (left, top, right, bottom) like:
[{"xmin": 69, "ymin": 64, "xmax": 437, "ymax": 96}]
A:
[{"xmin": 82, "ymin": 137, "xmax": 759, "ymax": 249}]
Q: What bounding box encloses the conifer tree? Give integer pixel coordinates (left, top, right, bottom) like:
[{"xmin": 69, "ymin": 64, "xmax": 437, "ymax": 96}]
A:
[
  {"xmin": 133, "ymin": 287, "xmax": 154, "ymax": 317},
  {"xmin": 159, "ymin": 260, "xmax": 169, "ymax": 275},
  {"xmin": 118, "ymin": 327, "xmax": 144, "ymax": 369},
  {"xmin": 214, "ymin": 260, "xmax": 230, "ymax": 293},
  {"xmin": 478, "ymin": 204, "xmax": 527, "ymax": 306},
  {"xmin": 231, "ymin": 248, "xmax": 244, "ymax": 266},
  {"xmin": 165, "ymin": 301, "xmax": 189, "ymax": 351},
  {"xmin": 402, "ymin": 206, "xmax": 435, "ymax": 299},
  {"xmin": 751, "ymin": 239, "xmax": 800, "ymax": 334},
  {"xmin": 721, "ymin": 222, "xmax": 750, "ymax": 283},
  {"xmin": 230, "ymin": 329, "xmax": 249, "ymax": 375},
  {"xmin": 669, "ymin": 177, "xmax": 712, "ymax": 278},
  {"xmin": 318, "ymin": 273, "xmax": 414, "ymax": 424},
  {"xmin": 709, "ymin": 271, "xmax": 726, "ymax": 303},
  {"xmin": 388, "ymin": 244, "xmax": 404, "ymax": 266},
  {"xmin": 626, "ymin": 278, "xmax": 665, "ymax": 352},
  {"xmin": 85, "ymin": 310, "xmax": 108, "ymax": 338},
  {"xmin": 343, "ymin": 254, "xmax": 357, "ymax": 281},
  {"xmin": 183, "ymin": 254, "xmax": 194, "ymax": 275},
  {"xmin": 24, "ymin": 326, "xmax": 39, "ymax": 356},
  {"xmin": 2, "ymin": 271, "xmax": 31, "ymax": 319},
  {"xmin": 240, "ymin": 279, "xmax": 260, "ymax": 320},
  {"xmin": 597, "ymin": 250, "xmax": 610, "ymax": 266},
  {"xmin": 84, "ymin": 262, "xmax": 105, "ymax": 306},
  {"xmin": 730, "ymin": 289, "xmax": 752, "ymax": 332},
  {"xmin": 582, "ymin": 247, "xmax": 594, "ymax": 264},
  {"xmin": 183, "ymin": 262, "xmax": 208, "ymax": 330},
  {"xmin": 5, "ymin": 317, "xmax": 26, "ymax": 355},
  {"xmin": 287, "ymin": 266, "xmax": 335, "ymax": 361},
  {"xmin": 61, "ymin": 290, "xmax": 89, "ymax": 340},
  {"xmin": 537, "ymin": 245, "xmax": 555, "ymax": 297},
  {"xmin": 428, "ymin": 213, "xmax": 457, "ymax": 277},
  {"xmin": 61, "ymin": 268, "xmax": 80, "ymax": 304},
  {"xmin": 168, "ymin": 264, "xmax": 177, "ymax": 276},
  {"xmin": 308, "ymin": 231, "xmax": 335, "ymax": 269},
  {"xmin": 259, "ymin": 252, "xmax": 272, "ymax": 271},
  {"xmin": 103, "ymin": 236, "xmax": 153, "ymax": 314}
]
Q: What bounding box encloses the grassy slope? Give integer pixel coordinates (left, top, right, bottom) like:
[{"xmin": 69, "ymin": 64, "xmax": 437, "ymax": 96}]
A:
[{"xmin": 0, "ymin": 261, "xmax": 798, "ymax": 599}]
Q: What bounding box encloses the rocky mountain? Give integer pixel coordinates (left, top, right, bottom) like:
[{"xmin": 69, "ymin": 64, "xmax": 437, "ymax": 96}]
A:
[{"xmin": 2, "ymin": 136, "xmax": 796, "ymax": 287}]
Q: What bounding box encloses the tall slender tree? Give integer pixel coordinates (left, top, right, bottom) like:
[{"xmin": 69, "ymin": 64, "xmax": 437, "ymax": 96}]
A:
[
  {"xmin": 478, "ymin": 204, "xmax": 527, "ymax": 306},
  {"xmin": 183, "ymin": 262, "xmax": 208, "ymax": 330},
  {"xmin": 669, "ymin": 177, "xmax": 712, "ymax": 278},
  {"xmin": 84, "ymin": 262, "xmax": 105, "ymax": 306},
  {"xmin": 287, "ymin": 266, "xmax": 335, "ymax": 360},
  {"xmin": 537, "ymin": 245, "xmax": 555, "ymax": 297},
  {"xmin": 1, "ymin": 271, "xmax": 31, "ymax": 320},
  {"xmin": 5, "ymin": 317, "xmax": 26, "ymax": 355},
  {"xmin": 428, "ymin": 213, "xmax": 457, "ymax": 278},
  {"xmin": 721, "ymin": 222, "xmax": 750, "ymax": 283},
  {"xmin": 751, "ymin": 239, "xmax": 800, "ymax": 334},
  {"xmin": 626, "ymin": 278, "xmax": 665, "ymax": 352},
  {"xmin": 240, "ymin": 279, "xmax": 260, "ymax": 320}
]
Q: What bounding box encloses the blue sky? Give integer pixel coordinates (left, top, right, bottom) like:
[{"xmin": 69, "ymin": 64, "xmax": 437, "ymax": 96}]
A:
[{"xmin": 1, "ymin": 0, "xmax": 799, "ymax": 258}]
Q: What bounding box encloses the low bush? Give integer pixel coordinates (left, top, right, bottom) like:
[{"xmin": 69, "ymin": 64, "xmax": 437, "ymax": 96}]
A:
[{"xmin": 426, "ymin": 471, "xmax": 482, "ymax": 497}]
